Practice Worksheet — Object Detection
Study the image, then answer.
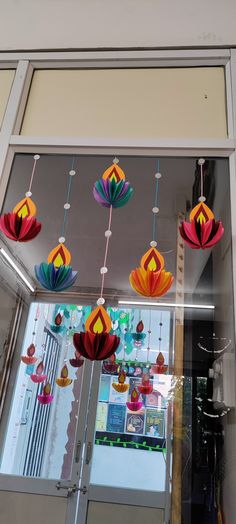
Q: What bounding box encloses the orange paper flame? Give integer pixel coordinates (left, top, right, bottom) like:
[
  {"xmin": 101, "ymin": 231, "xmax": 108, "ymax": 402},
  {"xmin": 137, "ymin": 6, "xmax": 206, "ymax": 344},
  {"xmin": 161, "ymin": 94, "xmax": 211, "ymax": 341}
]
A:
[
  {"xmin": 140, "ymin": 247, "xmax": 164, "ymax": 273},
  {"xmin": 131, "ymin": 388, "xmax": 140, "ymax": 402},
  {"xmin": 102, "ymin": 164, "xmax": 126, "ymax": 183},
  {"xmin": 156, "ymin": 352, "xmax": 165, "ymax": 365},
  {"xmin": 61, "ymin": 365, "xmax": 69, "ymax": 378},
  {"xmin": 43, "ymin": 383, "xmax": 51, "ymax": 395},
  {"xmin": 136, "ymin": 320, "xmax": 144, "ymax": 333},
  {"xmin": 189, "ymin": 202, "xmax": 214, "ymax": 224},
  {"xmin": 47, "ymin": 243, "xmax": 71, "ymax": 268},
  {"xmin": 27, "ymin": 343, "xmax": 36, "ymax": 357},
  {"xmin": 118, "ymin": 370, "xmax": 126, "ymax": 384},
  {"xmin": 13, "ymin": 197, "xmax": 37, "ymax": 218},
  {"xmin": 36, "ymin": 362, "xmax": 44, "ymax": 375},
  {"xmin": 85, "ymin": 306, "xmax": 112, "ymax": 334}
]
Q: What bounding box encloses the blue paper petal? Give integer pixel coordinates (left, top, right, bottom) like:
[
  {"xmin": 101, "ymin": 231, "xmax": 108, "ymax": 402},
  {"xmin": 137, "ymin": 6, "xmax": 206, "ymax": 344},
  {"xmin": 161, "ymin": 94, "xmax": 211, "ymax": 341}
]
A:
[{"xmin": 35, "ymin": 262, "xmax": 77, "ymax": 292}]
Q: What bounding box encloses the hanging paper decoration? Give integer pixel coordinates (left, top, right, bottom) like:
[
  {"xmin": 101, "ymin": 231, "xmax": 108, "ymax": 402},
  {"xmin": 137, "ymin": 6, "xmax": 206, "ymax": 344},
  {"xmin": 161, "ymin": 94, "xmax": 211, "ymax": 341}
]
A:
[
  {"xmin": 180, "ymin": 158, "xmax": 224, "ymax": 249},
  {"xmin": 112, "ymin": 370, "xmax": 129, "ymax": 392},
  {"xmin": 132, "ymin": 320, "xmax": 146, "ymax": 347},
  {"xmin": 138, "ymin": 373, "xmax": 153, "ymax": 395},
  {"xmin": 93, "ymin": 159, "xmax": 133, "ymax": 208},
  {"xmin": 103, "ymin": 354, "xmax": 119, "ymax": 374},
  {"xmin": 56, "ymin": 364, "xmax": 73, "ymax": 387},
  {"xmin": 38, "ymin": 382, "xmax": 54, "ymax": 405},
  {"xmin": 69, "ymin": 350, "xmax": 84, "ymax": 368},
  {"xmin": 151, "ymin": 352, "xmax": 168, "ymax": 375},
  {"xmin": 35, "ymin": 159, "xmax": 78, "ymax": 291},
  {"xmin": 21, "ymin": 343, "xmax": 37, "ymax": 365},
  {"xmin": 0, "ymin": 155, "xmax": 41, "ymax": 242},
  {"xmin": 30, "ymin": 361, "xmax": 47, "ymax": 383},
  {"xmin": 126, "ymin": 388, "xmax": 143, "ymax": 411},
  {"xmin": 129, "ymin": 162, "xmax": 173, "ymax": 297}
]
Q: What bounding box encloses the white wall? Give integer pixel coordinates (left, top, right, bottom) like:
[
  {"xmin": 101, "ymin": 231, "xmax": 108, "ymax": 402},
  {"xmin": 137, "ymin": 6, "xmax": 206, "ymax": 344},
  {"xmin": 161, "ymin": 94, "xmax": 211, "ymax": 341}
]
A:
[{"xmin": 0, "ymin": 0, "xmax": 236, "ymax": 51}]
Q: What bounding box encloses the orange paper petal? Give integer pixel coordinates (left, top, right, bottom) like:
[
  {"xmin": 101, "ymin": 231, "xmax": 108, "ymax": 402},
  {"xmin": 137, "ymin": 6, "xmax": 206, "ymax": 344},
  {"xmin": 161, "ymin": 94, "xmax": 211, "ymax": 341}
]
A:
[
  {"xmin": 102, "ymin": 163, "xmax": 125, "ymax": 182},
  {"xmin": 13, "ymin": 197, "xmax": 37, "ymax": 218}
]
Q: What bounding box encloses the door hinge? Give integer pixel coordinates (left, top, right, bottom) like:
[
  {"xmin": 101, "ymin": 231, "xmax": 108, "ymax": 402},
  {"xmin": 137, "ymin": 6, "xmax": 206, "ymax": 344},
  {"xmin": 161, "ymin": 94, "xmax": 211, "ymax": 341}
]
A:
[{"xmin": 56, "ymin": 482, "xmax": 87, "ymax": 497}]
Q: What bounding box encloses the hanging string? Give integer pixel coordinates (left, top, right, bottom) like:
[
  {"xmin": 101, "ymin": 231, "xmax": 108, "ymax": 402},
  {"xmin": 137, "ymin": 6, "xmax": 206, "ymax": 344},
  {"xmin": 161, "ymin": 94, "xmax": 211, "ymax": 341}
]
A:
[
  {"xmin": 147, "ymin": 309, "xmax": 152, "ymax": 364},
  {"xmin": 158, "ymin": 312, "xmax": 163, "ymax": 352},
  {"xmin": 151, "ymin": 159, "xmax": 161, "ymax": 246},
  {"xmin": 26, "ymin": 154, "xmax": 40, "ymax": 196},
  {"xmin": 60, "ymin": 157, "xmax": 76, "ymax": 242},
  {"xmin": 98, "ymin": 204, "xmax": 113, "ymax": 303},
  {"xmin": 198, "ymin": 158, "xmax": 205, "ymax": 202}
]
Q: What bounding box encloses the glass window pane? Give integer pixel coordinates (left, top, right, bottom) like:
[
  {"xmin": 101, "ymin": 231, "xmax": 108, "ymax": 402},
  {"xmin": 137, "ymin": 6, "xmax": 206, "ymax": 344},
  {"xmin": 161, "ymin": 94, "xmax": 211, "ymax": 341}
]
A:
[{"xmin": 0, "ymin": 70, "xmax": 15, "ymax": 129}]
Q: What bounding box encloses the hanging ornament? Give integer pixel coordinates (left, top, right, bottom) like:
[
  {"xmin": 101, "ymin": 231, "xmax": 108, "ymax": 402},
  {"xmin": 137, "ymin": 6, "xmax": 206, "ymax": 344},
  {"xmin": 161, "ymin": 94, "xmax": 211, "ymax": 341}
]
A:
[
  {"xmin": 138, "ymin": 373, "xmax": 153, "ymax": 395},
  {"xmin": 0, "ymin": 155, "xmax": 41, "ymax": 242},
  {"xmin": 21, "ymin": 343, "xmax": 37, "ymax": 365},
  {"xmin": 93, "ymin": 158, "xmax": 133, "ymax": 208},
  {"xmin": 69, "ymin": 350, "xmax": 84, "ymax": 368},
  {"xmin": 131, "ymin": 320, "xmax": 146, "ymax": 347},
  {"xmin": 129, "ymin": 162, "xmax": 173, "ymax": 297},
  {"xmin": 126, "ymin": 387, "xmax": 143, "ymax": 411},
  {"xmin": 180, "ymin": 158, "xmax": 224, "ymax": 249},
  {"xmin": 103, "ymin": 354, "xmax": 119, "ymax": 374},
  {"xmin": 112, "ymin": 369, "xmax": 129, "ymax": 392},
  {"xmin": 38, "ymin": 382, "xmax": 54, "ymax": 405},
  {"xmin": 35, "ymin": 159, "xmax": 78, "ymax": 291},
  {"xmin": 56, "ymin": 364, "xmax": 73, "ymax": 387},
  {"xmin": 30, "ymin": 361, "xmax": 47, "ymax": 383},
  {"xmin": 151, "ymin": 352, "xmax": 168, "ymax": 375}
]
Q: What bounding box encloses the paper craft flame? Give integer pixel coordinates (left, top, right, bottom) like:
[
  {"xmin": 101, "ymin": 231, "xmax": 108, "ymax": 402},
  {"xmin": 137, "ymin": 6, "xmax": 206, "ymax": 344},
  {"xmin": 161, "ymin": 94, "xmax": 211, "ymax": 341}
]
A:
[
  {"xmin": 130, "ymin": 247, "xmax": 173, "ymax": 298},
  {"xmin": 73, "ymin": 331, "xmax": 120, "ymax": 361},
  {"xmin": 180, "ymin": 202, "xmax": 224, "ymax": 250},
  {"xmin": 112, "ymin": 369, "xmax": 129, "ymax": 393},
  {"xmin": 30, "ymin": 361, "xmax": 47, "ymax": 383},
  {"xmin": 85, "ymin": 306, "xmax": 112, "ymax": 334},
  {"xmin": 102, "ymin": 164, "xmax": 126, "ymax": 183},
  {"xmin": 151, "ymin": 352, "xmax": 168, "ymax": 374},
  {"xmin": 47, "ymin": 243, "xmax": 71, "ymax": 268},
  {"xmin": 55, "ymin": 313, "xmax": 62, "ymax": 326},
  {"xmin": 56, "ymin": 365, "xmax": 73, "ymax": 387},
  {"xmin": 13, "ymin": 197, "xmax": 37, "ymax": 218},
  {"xmin": 37, "ymin": 382, "xmax": 54, "ymax": 405},
  {"xmin": 136, "ymin": 321, "xmax": 144, "ymax": 333},
  {"xmin": 126, "ymin": 387, "xmax": 143, "ymax": 411},
  {"xmin": 0, "ymin": 212, "xmax": 41, "ymax": 242},
  {"xmin": 141, "ymin": 247, "xmax": 164, "ymax": 273},
  {"xmin": 21, "ymin": 343, "xmax": 37, "ymax": 365},
  {"xmin": 138, "ymin": 373, "xmax": 153, "ymax": 395}
]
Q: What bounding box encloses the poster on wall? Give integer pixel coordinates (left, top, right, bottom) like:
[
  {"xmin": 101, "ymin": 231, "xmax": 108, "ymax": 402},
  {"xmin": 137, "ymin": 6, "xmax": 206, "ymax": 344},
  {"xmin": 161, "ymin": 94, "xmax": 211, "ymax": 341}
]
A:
[
  {"xmin": 106, "ymin": 404, "xmax": 126, "ymax": 433},
  {"xmin": 98, "ymin": 375, "xmax": 111, "ymax": 402},
  {"xmin": 145, "ymin": 408, "xmax": 165, "ymax": 438},
  {"xmin": 125, "ymin": 408, "xmax": 145, "ymax": 435},
  {"xmin": 96, "ymin": 402, "xmax": 108, "ymax": 431}
]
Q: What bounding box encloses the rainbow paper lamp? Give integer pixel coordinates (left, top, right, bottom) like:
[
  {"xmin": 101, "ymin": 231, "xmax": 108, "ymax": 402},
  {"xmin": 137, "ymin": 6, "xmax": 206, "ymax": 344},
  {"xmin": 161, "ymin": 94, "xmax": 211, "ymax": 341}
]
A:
[
  {"xmin": 35, "ymin": 243, "xmax": 77, "ymax": 292},
  {"xmin": 180, "ymin": 202, "xmax": 224, "ymax": 250},
  {"xmin": 130, "ymin": 247, "xmax": 174, "ymax": 298},
  {"xmin": 93, "ymin": 162, "xmax": 133, "ymax": 208}
]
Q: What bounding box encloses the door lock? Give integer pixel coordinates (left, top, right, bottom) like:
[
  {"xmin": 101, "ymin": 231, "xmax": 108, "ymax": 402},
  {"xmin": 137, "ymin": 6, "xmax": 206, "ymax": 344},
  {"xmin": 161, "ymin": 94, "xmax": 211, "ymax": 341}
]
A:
[
  {"xmin": 56, "ymin": 482, "xmax": 87, "ymax": 497},
  {"xmin": 85, "ymin": 442, "xmax": 92, "ymax": 464}
]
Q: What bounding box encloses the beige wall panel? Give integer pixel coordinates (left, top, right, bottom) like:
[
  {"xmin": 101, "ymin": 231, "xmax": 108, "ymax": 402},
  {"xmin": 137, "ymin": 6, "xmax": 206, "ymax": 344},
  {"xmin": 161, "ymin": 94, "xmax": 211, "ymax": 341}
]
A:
[
  {"xmin": 87, "ymin": 501, "xmax": 164, "ymax": 524},
  {"xmin": 0, "ymin": 491, "xmax": 67, "ymax": 524},
  {"xmin": 0, "ymin": 70, "xmax": 15, "ymax": 128},
  {"xmin": 21, "ymin": 68, "xmax": 227, "ymax": 139}
]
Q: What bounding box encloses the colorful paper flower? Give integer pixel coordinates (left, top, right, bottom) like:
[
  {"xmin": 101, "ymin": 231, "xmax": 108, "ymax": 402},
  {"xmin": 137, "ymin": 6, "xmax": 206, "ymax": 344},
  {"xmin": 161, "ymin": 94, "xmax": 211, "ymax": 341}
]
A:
[
  {"xmin": 30, "ymin": 361, "xmax": 47, "ymax": 383},
  {"xmin": 21, "ymin": 343, "xmax": 37, "ymax": 365},
  {"xmin": 38, "ymin": 383, "xmax": 54, "ymax": 404},
  {"xmin": 151, "ymin": 352, "xmax": 168, "ymax": 374},
  {"xmin": 74, "ymin": 306, "xmax": 120, "ymax": 361},
  {"xmin": 179, "ymin": 202, "xmax": 224, "ymax": 250},
  {"xmin": 138, "ymin": 373, "xmax": 153, "ymax": 395},
  {"xmin": 93, "ymin": 161, "xmax": 133, "ymax": 208},
  {"xmin": 126, "ymin": 388, "xmax": 143, "ymax": 411},
  {"xmin": 130, "ymin": 247, "xmax": 174, "ymax": 298},
  {"xmin": 112, "ymin": 370, "xmax": 129, "ymax": 392},
  {"xmin": 35, "ymin": 262, "xmax": 77, "ymax": 292},
  {"xmin": 0, "ymin": 196, "xmax": 42, "ymax": 242},
  {"xmin": 56, "ymin": 365, "xmax": 73, "ymax": 387}
]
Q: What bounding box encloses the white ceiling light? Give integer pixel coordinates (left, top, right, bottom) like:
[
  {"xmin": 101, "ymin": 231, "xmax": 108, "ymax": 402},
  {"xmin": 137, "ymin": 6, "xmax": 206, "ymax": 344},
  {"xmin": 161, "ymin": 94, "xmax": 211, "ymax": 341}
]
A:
[
  {"xmin": 0, "ymin": 248, "xmax": 35, "ymax": 293},
  {"xmin": 118, "ymin": 300, "xmax": 214, "ymax": 310}
]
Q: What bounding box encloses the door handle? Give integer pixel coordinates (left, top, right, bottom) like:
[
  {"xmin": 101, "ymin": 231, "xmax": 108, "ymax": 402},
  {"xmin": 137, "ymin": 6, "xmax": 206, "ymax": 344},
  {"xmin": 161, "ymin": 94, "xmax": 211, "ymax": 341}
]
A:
[
  {"xmin": 85, "ymin": 442, "xmax": 92, "ymax": 464},
  {"xmin": 75, "ymin": 440, "xmax": 82, "ymax": 463}
]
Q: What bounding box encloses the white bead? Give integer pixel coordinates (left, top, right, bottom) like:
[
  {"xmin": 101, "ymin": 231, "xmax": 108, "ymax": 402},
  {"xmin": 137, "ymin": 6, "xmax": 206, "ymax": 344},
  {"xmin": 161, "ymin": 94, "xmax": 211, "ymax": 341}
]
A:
[
  {"xmin": 34, "ymin": 154, "xmax": 40, "ymax": 160},
  {"xmin": 25, "ymin": 191, "xmax": 32, "ymax": 197},
  {"xmin": 64, "ymin": 203, "xmax": 70, "ymax": 210},
  {"xmin": 198, "ymin": 196, "xmax": 206, "ymax": 202},
  {"xmin": 152, "ymin": 207, "xmax": 159, "ymax": 214},
  {"xmin": 105, "ymin": 230, "xmax": 112, "ymax": 237},
  {"xmin": 69, "ymin": 170, "xmax": 76, "ymax": 176},
  {"xmin": 198, "ymin": 158, "xmax": 205, "ymax": 166},
  {"xmin": 100, "ymin": 266, "xmax": 108, "ymax": 274},
  {"xmin": 150, "ymin": 240, "xmax": 157, "ymax": 247},
  {"xmin": 58, "ymin": 236, "xmax": 65, "ymax": 243},
  {"xmin": 155, "ymin": 172, "xmax": 162, "ymax": 179},
  {"xmin": 97, "ymin": 297, "xmax": 105, "ymax": 305},
  {"xmin": 113, "ymin": 157, "xmax": 119, "ymax": 164}
]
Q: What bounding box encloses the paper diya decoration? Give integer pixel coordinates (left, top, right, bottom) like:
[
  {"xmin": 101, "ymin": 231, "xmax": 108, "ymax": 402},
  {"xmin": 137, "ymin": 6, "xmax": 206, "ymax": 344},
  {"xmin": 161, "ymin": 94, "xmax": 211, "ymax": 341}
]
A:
[
  {"xmin": 69, "ymin": 350, "xmax": 84, "ymax": 368},
  {"xmin": 21, "ymin": 343, "xmax": 37, "ymax": 365},
  {"xmin": 93, "ymin": 158, "xmax": 133, "ymax": 208},
  {"xmin": 103, "ymin": 354, "xmax": 119, "ymax": 374},
  {"xmin": 130, "ymin": 247, "xmax": 174, "ymax": 297},
  {"xmin": 30, "ymin": 361, "xmax": 47, "ymax": 383},
  {"xmin": 126, "ymin": 388, "xmax": 143, "ymax": 411},
  {"xmin": 73, "ymin": 306, "xmax": 120, "ymax": 361},
  {"xmin": 35, "ymin": 160, "xmax": 78, "ymax": 292},
  {"xmin": 56, "ymin": 364, "xmax": 73, "ymax": 387},
  {"xmin": 0, "ymin": 155, "xmax": 41, "ymax": 242},
  {"xmin": 132, "ymin": 320, "xmax": 146, "ymax": 347},
  {"xmin": 180, "ymin": 159, "xmax": 224, "ymax": 249},
  {"xmin": 37, "ymin": 382, "xmax": 54, "ymax": 405},
  {"xmin": 138, "ymin": 373, "xmax": 153, "ymax": 395},
  {"xmin": 151, "ymin": 352, "xmax": 168, "ymax": 375},
  {"xmin": 112, "ymin": 369, "xmax": 129, "ymax": 393}
]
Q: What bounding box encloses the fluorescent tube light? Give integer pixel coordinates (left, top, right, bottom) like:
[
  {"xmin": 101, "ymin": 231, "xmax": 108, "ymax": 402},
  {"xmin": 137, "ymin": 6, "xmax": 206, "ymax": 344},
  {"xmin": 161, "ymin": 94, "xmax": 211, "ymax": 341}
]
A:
[
  {"xmin": 0, "ymin": 248, "xmax": 35, "ymax": 293},
  {"xmin": 118, "ymin": 300, "xmax": 214, "ymax": 310}
]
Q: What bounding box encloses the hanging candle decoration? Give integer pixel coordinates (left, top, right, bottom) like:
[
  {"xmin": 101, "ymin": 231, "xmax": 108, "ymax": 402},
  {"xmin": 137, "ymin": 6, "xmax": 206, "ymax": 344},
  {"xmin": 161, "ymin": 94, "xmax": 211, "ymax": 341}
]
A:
[
  {"xmin": 30, "ymin": 361, "xmax": 47, "ymax": 383},
  {"xmin": 93, "ymin": 158, "xmax": 133, "ymax": 208},
  {"xmin": 131, "ymin": 320, "xmax": 146, "ymax": 347},
  {"xmin": 56, "ymin": 364, "xmax": 73, "ymax": 387},
  {"xmin": 126, "ymin": 387, "xmax": 143, "ymax": 411},
  {"xmin": 0, "ymin": 155, "xmax": 41, "ymax": 242},
  {"xmin": 129, "ymin": 161, "xmax": 173, "ymax": 297},
  {"xmin": 112, "ymin": 369, "xmax": 129, "ymax": 393},
  {"xmin": 21, "ymin": 343, "xmax": 37, "ymax": 365},
  {"xmin": 180, "ymin": 159, "xmax": 224, "ymax": 249},
  {"xmin": 138, "ymin": 373, "xmax": 153, "ymax": 395},
  {"xmin": 38, "ymin": 382, "xmax": 54, "ymax": 405},
  {"xmin": 151, "ymin": 352, "xmax": 168, "ymax": 375},
  {"xmin": 69, "ymin": 350, "xmax": 84, "ymax": 368},
  {"xmin": 103, "ymin": 354, "xmax": 119, "ymax": 374},
  {"xmin": 35, "ymin": 159, "xmax": 78, "ymax": 292}
]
